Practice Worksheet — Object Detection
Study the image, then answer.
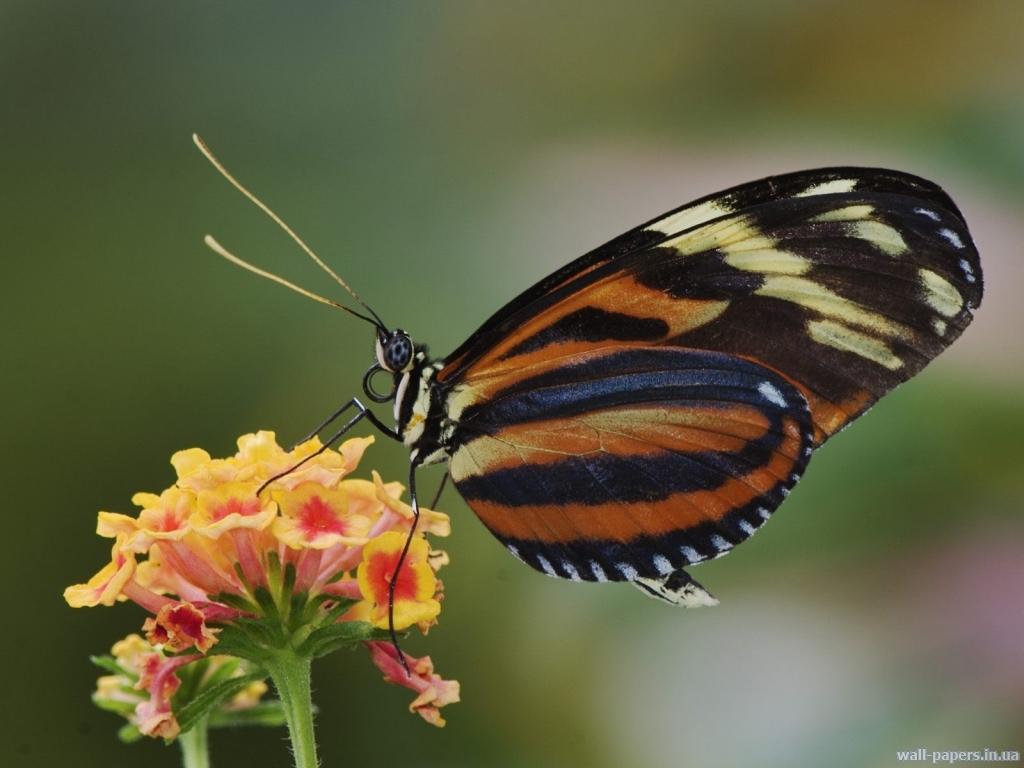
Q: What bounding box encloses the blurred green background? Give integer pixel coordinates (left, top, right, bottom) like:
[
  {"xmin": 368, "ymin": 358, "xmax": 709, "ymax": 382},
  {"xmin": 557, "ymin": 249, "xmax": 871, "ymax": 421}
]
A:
[{"xmin": 4, "ymin": 2, "xmax": 1022, "ymax": 766}]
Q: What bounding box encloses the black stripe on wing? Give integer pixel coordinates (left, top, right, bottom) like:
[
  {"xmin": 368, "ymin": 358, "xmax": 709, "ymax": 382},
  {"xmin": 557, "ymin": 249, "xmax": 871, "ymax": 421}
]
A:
[{"xmin": 448, "ymin": 347, "xmax": 813, "ymax": 584}]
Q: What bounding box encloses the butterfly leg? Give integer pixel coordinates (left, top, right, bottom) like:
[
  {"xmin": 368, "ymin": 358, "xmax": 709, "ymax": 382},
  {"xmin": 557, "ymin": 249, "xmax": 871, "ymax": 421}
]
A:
[
  {"xmin": 386, "ymin": 461, "xmax": 423, "ymax": 676},
  {"xmin": 260, "ymin": 398, "xmax": 397, "ymax": 494},
  {"xmin": 428, "ymin": 469, "xmax": 449, "ymax": 510},
  {"xmin": 632, "ymin": 569, "xmax": 720, "ymax": 608},
  {"xmin": 296, "ymin": 396, "xmax": 400, "ymax": 446},
  {"xmin": 296, "ymin": 398, "xmax": 361, "ymax": 444}
]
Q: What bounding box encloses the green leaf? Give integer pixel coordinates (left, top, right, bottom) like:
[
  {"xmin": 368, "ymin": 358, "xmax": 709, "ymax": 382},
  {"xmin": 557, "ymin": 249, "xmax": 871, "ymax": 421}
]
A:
[
  {"xmin": 174, "ymin": 671, "xmax": 266, "ymax": 734},
  {"xmin": 296, "ymin": 620, "xmax": 384, "ymax": 659},
  {"xmin": 212, "ymin": 621, "xmax": 277, "ymax": 660},
  {"xmin": 173, "ymin": 657, "xmax": 211, "ymax": 706},
  {"xmin": 212, "ymin": 590, "xmax": 259, "ymax": 613},
  {"xmin": 320, "ymin": 597, "xmax": 358, "ymax": 625},
  {"xmin": 207, "ymin": 700, "xmax": 288, "ymax": 729},
  {"xmin": 282, "ymin": 563, "xmax": 297, "ymax": 602},
  {"xmin": 324, "ymin": 569, "xmax": 347, "ymax": 584},
  {"xmin": 89, "ymin": 655, "xmax": 128, "ymax": 677},
  {"xmin": 252, "ymin": 586, "xmax": 281, "ymax": 621}
]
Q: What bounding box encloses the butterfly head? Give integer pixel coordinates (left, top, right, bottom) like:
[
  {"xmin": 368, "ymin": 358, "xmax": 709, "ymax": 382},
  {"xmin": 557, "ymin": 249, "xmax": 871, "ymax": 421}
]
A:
[
  {"xmin": 375, "ymin": 328, "xmax": 415, "ymax": 373},
  {"xmin": 363, "ymin": 328, "xmax": 416, "ymax": 404}
]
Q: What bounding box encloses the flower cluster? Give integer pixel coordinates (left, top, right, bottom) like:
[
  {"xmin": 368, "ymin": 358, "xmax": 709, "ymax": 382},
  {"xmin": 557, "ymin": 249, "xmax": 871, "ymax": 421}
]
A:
[
  {"xmin": 66, "ymin": 431, "xmax": 459, "ymax": 735},
  {"xmin": 93, "ymin": 633, "xmax": 275, "ymax": 741}
]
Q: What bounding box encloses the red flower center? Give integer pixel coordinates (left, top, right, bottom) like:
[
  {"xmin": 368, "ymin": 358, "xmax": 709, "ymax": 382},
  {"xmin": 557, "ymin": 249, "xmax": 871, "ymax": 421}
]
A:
[
  {"xmin": 159, "ymin": 510, "xmax": 184, "ymax": 532},
  {"xmin": 167, "ymin": 605, "xmax": 206, "ymax": 642},
  {"xmin": 366, "ymin": 548, "xmax": 417, "ymax": 602},
  {"xmin": 213, "ymin": 496, "xmax": 260, "ymax": 521},
  {"xmin": 298, "ymin": 495, "xmax": 346, "ymax": 535}
]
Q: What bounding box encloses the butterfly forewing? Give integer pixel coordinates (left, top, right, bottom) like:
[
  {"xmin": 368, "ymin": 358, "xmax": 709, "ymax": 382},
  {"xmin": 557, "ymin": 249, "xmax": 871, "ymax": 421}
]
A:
[{"xmin": 439, "ymin": 168, "xmax": 981, "ymax": 444}]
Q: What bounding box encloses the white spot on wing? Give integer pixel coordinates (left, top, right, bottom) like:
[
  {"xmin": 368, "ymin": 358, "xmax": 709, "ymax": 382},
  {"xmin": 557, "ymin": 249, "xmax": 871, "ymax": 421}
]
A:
[
  {"xmin": 506, "ymin": 544, "xmax": 523, "ymax": 562},
  {"xmin": 537, "ymin": 554, "xmax": 557, "ymax": 578},
  {"xmin": 739, "ymin": 520, "xmax": 756, "ymax": 536},
  {"xmin": 757, "ymin": 507, "xmax": 771, "ymax": 520},
  {"xmin": 939, "ymin": 228, "xmax": 965, "ymax": 248},
  {"xmin": 959, "ymin": 258, "xmax": 976, "ymax": 284},
  {"xmin": 616, "ymin": 562, "xmax": 639, "ymax": 580},
  {"xmin": 680, "ymin": 546, "xmax": 700, "ymax": 563},
  {"xmin": 758, "ymin": 381, "xmax": 787, "ymax": 408},
  {"xmin": 653, "ymin": 555, "xmax": 673, "ymax": 575},
  {"xmin": 590, "ymin": 561, "xmax": 607, "ymax": 582},
  {"xmin": 562, "ymin": 561, "xmax": 581, "ymax": 582},
  {"xmin": 710, "ymin": 535, "xmax": 732, "ymax": 552},
  {"xmin": 796, "ymin": 178, "xmax": 857, "ymax": 197},
  {"xmin": 914, "ymin": 207, "xmax": 941, "ymax": 221},
  {"xmin": 932, "ymin": 317, "xmax": 948, "ymax": 335}
]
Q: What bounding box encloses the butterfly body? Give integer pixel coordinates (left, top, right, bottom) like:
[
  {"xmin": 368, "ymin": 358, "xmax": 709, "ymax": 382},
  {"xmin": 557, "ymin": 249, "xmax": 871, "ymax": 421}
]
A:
[{"xmin": 376, "ymin": 167, "xmax": 982, "ymax": 604}]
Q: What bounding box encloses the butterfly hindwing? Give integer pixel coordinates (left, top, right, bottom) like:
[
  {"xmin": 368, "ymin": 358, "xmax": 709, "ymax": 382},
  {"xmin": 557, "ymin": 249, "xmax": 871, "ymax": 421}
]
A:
[{"xmin": 447, "ymin": 346, "xmax": 813, "ymax": 583}]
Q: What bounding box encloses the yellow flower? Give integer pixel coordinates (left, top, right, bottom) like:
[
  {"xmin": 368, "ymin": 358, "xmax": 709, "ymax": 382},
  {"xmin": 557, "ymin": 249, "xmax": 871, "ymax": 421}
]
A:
[
  {"xmin": 351, "ymin": 531, "xmax": 440, "ymax": 631},
  {"xmin": 191, "ymin": 482, "xmax": 276, "ymax": 537},
  {"xmin": 272, "ymin": 483, "xmax": 372, "ymax": 549},
  {"xmin": 372, "ymin": 472, "xmax": 452, "ymax": 537},
  {"xmin": 64, "ymin": 537, "xmax": 136, "ymax": 607}
]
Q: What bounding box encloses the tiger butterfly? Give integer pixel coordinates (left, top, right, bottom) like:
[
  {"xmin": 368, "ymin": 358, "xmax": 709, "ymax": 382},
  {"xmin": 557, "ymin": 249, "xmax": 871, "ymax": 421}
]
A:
[{"xmin": 195, "ymin": 136, "xmax": 982, "ymax": 610}]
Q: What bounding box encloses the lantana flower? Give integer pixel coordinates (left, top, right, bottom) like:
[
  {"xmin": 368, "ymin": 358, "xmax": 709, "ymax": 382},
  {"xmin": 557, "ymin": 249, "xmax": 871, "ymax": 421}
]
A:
[
  {"xmin": 92, "ymin": 633, "xmax": 278, "ymax": 743},
  {"xmin": 367, "ymin": 641, "xmax": 461, "ymax": 727},
  {"xmin": 67, "ymin": 431, "xmax": 459, "ymax": 768}
]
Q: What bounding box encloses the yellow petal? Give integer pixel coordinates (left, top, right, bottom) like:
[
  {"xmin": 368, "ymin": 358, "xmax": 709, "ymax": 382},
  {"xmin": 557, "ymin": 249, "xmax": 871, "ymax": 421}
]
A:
[
  {"xmin": 170, "ymin": 448, "xmax": 211, "ymax": 479},
  {"xmin": 64, "ymin": 538, "xmax": 136, "ymax": 607}
]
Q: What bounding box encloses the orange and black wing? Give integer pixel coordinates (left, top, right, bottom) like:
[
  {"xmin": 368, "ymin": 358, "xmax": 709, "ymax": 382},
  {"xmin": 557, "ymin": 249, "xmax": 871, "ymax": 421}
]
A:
[
  {"xmin": 438, "ymin": 167, "xmax": 981, "ymax": 599},
  {"xmin": 447, "ymin": 347, "xmax": 813, "ymax": 592},
  {"xmin": 439, "ymin": 167, "xmax": 982, "ymax": 444}
]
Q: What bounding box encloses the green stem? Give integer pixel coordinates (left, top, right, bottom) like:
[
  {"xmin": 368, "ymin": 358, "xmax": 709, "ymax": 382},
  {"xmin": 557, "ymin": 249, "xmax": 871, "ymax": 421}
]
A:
[
  {"xmin": 265, "ymin": 653, "xmax": 318, "ymax": 768},
  {"xmin": 178, "ymin": 716, "xmax": 210, "ymax": 768}
]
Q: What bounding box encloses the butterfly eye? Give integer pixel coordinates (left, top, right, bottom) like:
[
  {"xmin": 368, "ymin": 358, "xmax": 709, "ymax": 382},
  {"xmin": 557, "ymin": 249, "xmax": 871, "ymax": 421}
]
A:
[{"xmin": 378, "ymin": 330, "xmax": 414, "ymax": 373}]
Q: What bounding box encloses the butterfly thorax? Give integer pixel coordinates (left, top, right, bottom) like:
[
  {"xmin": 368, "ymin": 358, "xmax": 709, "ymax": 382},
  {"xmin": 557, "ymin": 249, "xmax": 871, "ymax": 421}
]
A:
[{"xmin": 393, "ymin": 348, "xmax": 449, "ymax": 465}]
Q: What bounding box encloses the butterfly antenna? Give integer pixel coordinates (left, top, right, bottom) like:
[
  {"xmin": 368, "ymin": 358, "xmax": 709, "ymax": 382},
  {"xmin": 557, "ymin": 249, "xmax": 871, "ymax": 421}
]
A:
[
  {"xmin": 193, "ymin": 133, "xmax": 388, "ymax": 331},
  {"xmin": 203, "ymin": 236, "xmax": 382, "ymax": 326}
]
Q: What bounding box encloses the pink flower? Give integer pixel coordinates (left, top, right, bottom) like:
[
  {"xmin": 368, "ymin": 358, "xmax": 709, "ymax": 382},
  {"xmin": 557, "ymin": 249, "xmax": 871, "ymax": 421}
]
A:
[
  {"xmin": 135, "ymin": 653, "xmax": 197, "ymax": 739},
  {"xmin": 142, "ymin": 602, "xmax": 220, "ymax": 653},
  {"xmin": 367, "ymin": 641, "xmax": 460, "ymax": 727}
]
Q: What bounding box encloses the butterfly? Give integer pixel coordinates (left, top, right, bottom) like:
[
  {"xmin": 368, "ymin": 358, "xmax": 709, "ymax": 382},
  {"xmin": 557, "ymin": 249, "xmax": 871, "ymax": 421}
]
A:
[{"xmin": 195, "ymin": 135, "xmax": 982, "ymax": 609}]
